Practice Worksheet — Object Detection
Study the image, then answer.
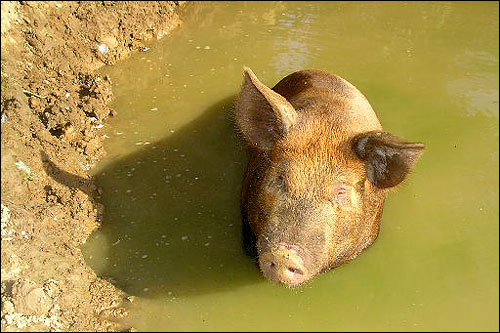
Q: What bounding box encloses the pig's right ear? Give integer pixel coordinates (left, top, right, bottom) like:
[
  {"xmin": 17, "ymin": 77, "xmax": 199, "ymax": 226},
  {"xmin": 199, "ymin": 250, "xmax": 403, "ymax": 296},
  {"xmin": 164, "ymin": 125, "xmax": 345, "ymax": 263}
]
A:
[
  {"xmin": 235, "ymin": 67, "xmax": 298, "ymax": 150},
  {"xmin": 352, "ymin": 131, "xmax": 425, "ymax": 189}
]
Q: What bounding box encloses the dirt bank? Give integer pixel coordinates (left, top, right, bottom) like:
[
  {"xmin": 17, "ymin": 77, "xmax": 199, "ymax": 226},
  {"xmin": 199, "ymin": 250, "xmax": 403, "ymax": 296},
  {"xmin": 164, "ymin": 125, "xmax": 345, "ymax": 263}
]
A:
[{"xmin": 1, "ymin": 1, "xmax": 185, "ymax": 331}]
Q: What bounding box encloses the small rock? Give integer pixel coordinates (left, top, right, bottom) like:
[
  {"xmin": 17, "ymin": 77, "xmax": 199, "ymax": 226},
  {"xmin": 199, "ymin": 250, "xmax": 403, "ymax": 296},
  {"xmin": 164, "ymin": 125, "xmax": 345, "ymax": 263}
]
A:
[
  {"xmin": 63, "ymin": 125, "xmax": 76, "ymax": 141},
  {"xmin": 13, "ymin": 280, "xmax": 53, "ymax": 316},
  {"xmin": 84, "ymin": 138, "xmax": 101, "ymax": 155},
  {"xmin": 1, "ymin": 203, "xmax": 11, "ymax": 223},
  {"xmin": 15, "ymin": 160, "xmax": 32, "ymax": 176},
  {"xmin": 2, "ymin": 300, "xmax": 15, "ymax": 314},
  {"xmin": 28, "ymin": 96, "xmax": 40, "ymax": 108},
  {"xmin": 98, "ymin": 43, "xmax": 109, "ymax": 54}
]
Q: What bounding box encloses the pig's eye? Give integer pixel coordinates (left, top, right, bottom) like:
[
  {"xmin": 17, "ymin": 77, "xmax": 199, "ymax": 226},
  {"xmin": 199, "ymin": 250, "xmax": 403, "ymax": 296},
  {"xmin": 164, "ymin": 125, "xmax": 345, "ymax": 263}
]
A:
[
  {"xmin": 276, "ymin": 174, "xmax": 287, "ymax": 189},
  {"xmin": 269, "ymin": 173, "xmax": 287, "ymax": 192},
  {"xmin": 330, "ymin": 184, "xmax": 351, "ymax": 206}
]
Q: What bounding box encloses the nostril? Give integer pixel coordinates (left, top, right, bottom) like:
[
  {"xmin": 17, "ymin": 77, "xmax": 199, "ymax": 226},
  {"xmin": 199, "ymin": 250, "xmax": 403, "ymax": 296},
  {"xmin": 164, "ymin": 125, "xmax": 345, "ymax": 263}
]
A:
[{"xmin": 287, "ymin": 267, "xmax": 303, "ymax": 275}]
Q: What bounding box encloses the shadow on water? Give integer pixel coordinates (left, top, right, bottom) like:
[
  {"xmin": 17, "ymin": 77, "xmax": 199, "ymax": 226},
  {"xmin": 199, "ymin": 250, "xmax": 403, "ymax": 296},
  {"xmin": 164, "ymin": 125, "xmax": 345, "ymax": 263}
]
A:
[{"xmin": 79, "ymin": 96, "xmax": 264, "ymax": 298}]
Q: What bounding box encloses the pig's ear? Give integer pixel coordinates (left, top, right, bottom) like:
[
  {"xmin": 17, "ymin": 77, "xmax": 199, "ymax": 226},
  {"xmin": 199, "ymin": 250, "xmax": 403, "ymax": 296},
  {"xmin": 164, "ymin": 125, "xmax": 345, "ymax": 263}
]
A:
[
  {"xmin": 235, "ymin": 67, "xmax": 298, "ymax": 150},
  {"xmin": 352, "ymin": 131, "xmax": 425, "ymax": 189}
]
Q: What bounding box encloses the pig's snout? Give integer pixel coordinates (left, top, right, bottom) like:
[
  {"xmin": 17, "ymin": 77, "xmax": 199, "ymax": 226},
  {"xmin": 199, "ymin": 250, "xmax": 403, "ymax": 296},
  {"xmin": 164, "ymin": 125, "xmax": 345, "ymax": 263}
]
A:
[{"xmin": 259, "ymin": 243, "xmax": 308, "ymax": 287}]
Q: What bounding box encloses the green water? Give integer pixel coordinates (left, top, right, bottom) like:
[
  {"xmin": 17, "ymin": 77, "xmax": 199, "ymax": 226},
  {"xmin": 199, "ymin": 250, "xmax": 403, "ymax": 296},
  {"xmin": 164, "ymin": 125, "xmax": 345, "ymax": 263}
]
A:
[{"xmin": 83, "ymin": 1, "xmax": 499, "ymax": 331}]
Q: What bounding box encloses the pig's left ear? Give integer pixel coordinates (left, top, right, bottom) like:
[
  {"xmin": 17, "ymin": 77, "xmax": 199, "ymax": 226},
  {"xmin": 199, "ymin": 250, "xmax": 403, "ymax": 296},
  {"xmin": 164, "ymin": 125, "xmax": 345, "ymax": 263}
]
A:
[{"xmin": 352, "ymin": 131, "xmax": 425, "ymax": 189}]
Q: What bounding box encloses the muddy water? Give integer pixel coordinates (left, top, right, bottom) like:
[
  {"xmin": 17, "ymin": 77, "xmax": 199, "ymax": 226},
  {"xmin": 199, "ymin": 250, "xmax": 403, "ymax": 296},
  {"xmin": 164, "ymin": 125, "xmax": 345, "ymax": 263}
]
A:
[{"xmin": 83, "ymin": 1, "xmax": 499, "ymax": 331}]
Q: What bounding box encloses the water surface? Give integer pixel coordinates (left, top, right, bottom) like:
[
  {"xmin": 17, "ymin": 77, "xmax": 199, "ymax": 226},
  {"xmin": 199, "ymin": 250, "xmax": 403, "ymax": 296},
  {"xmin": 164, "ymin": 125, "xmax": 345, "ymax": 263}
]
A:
[{"xmin": 83, "ymin": 1, "xmax": 499, "ymax": 331}]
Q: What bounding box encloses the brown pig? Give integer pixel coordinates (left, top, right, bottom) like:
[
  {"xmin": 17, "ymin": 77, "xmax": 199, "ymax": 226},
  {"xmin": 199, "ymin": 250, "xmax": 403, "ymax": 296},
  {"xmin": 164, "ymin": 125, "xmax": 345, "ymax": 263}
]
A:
[{"xmin": 235, "ymin": 67, "xmax": 424, "ymax": 287}]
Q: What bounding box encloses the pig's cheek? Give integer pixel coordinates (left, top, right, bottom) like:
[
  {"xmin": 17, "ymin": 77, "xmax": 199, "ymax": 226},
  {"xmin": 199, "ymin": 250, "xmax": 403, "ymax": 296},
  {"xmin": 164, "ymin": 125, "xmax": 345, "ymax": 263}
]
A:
[
  {"xmin": 320, "ymin": 204, "xmax": 337, "ymax": 247},
  {"xmin": 319, "ymin": 203, "xmax": 337, "ymax": 228}
]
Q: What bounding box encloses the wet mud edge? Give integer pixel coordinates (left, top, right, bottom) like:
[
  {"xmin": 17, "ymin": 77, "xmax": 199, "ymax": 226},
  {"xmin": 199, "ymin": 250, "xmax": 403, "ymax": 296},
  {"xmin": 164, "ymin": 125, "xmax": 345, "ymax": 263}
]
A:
[{"xmin": 1, "ymin": 1, "xmax": 187, "ymax": 331}]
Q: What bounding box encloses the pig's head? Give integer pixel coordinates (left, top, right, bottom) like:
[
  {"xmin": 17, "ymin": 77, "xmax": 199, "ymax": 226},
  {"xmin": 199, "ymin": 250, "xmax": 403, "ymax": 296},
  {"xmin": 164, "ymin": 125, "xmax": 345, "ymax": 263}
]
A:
[{"xmin": 236, "ymin": 67, "xmax": 425, "ymax": 287}]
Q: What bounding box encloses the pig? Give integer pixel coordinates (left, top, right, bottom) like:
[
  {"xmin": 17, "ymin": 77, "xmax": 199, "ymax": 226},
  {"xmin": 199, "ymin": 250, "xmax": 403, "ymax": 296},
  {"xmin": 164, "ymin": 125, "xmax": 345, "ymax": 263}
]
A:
[{"xmin": 235, "ymin": 67, "xmax": 424, "ymax": 288}]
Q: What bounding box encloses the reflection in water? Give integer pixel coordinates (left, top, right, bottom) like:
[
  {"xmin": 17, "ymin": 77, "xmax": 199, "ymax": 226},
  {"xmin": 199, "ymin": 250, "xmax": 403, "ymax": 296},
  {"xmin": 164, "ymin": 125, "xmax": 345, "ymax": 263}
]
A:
[
  {"xmin": 448, "ymin": 76, "xmax": 499, "ymax": 118},
  {"xmin": 272, "ymin": 7, "xmax": 317, "ymax": 75},
  {"xmin": 449, "ymin": 51, "xmax": 499, "ymax": 118},
  {"xmin": 84, "ymin": 1, "xmax": 498, "ymax": 331}
]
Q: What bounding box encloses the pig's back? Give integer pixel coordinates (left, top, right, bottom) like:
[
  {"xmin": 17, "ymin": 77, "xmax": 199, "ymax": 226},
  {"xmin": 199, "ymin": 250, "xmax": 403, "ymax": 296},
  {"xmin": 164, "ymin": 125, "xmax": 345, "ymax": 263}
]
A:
[{"xmin": 272, "ymin": 70, "xmax": 382, "ymax": 133}]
